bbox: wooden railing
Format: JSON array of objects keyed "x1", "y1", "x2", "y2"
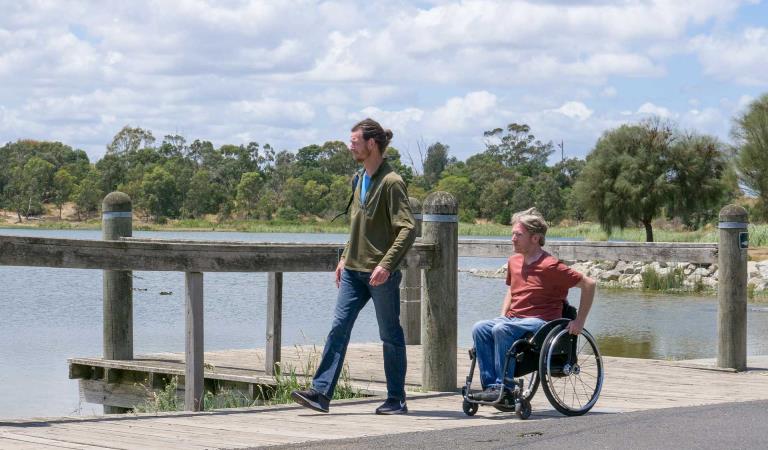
[{"x1": 0, "y1": 192, "x2": 749, "y2": 412}]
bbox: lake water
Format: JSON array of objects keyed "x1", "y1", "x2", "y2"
[{"x1": 1, "y1": 228, "x2": 767, "y2": 418}]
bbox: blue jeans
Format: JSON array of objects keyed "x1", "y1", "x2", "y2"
[
  {"x1": 472, "y1": 316, "x2": 547, "y2": 388},
  {"x1": 312, "y1": 268, "x2": 406, "y2": 401}
]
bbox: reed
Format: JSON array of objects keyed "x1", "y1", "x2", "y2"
[{"x1": 131, "y1": 346, "x2": 364, "y2": 413}]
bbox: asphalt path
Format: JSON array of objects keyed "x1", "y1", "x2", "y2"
[{"x1": 259, "y1": 400, "x2": 768, "y2": 449}]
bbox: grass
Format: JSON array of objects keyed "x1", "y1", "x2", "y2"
[
  {"x1": 641, "y1": 266, "x2": 684, "y2": 292},
  {"x1": 132, "y1": 346, "x2": 364, "y2": 413},
  {"x1": 638, "y1": 266, "x2": 710, "y2": 294}
]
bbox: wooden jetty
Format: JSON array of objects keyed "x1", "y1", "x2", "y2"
[
  {"x1": 2, "y1": 348, "x2": 768, "y2": 449},
  {"x1": 0, "y1": 192, "x2": 757, "y2": 448}
]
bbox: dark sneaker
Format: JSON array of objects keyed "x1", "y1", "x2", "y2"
[
  {"x1": 291, "y1": 388, "x2": 330, "y2": 413},
  {"x1": 474, "y1": 386, "x2": 501, "y2": 402},
  {"x1": 375, "y1": 398, "x2": 408, "y2": 415}
]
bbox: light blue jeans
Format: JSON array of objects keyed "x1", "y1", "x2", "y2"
[
  {"x1": 472, "y1": 316, "x2": 547, "y2": 388},
  {"x1": 312, "y1": 268, "x2": 406, "y2": 401}
]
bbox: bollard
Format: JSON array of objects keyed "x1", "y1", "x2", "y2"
[
  {"x1": 102, "y1": 192, "x2": 133, "y2": 414},
  {"x1": 400, "y1": 197, "x2": 422, "y2": 344},
  {"x1": 421, "y1": 191, "x2": 458, "y2": 391},
  {"x1": 185, "y1": 272, "x2": 204, "y2": 411},
  {"x1": 717, "y1": 205, "x2": 748, "y2": 371},
  {"x1": 265, "y1": 272, "x2": 283, "y2": 375}
]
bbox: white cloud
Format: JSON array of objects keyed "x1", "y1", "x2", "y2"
[
  {"x1": 601, "y1": 86, "x2": 618, "y2": 98},
  {"x1": 680, "y1": 107, "x2": 727, "y2": 136},
  {"x1": 0, "y1": 0, "x2": 762, "y2": 161},
  {"x1": 637, "y1": 102, "x2": 675, "y2": 119},
  {"x1": 233, "y1": 98, "x2": 316, "y2": 125},
  {"x1": 554, "y1": 101, "x2": 593, "y2": 121},
  {"x1": 691, "y1": 27, "x2": 768, "y2": 85},
  {"x1": 356, "y1": 106, "x2": 425, "y2": 135},
  {"x1": 431, "y1": 91, "x2": 497, "y2": 131}
]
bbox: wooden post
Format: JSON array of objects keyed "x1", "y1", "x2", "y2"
[
  {"x1": 102, "y1": 192, "x2": 133, "y2": 414},
  {"x1": 717, "y1": 205, "x2": 748, "y2": 371},
  {"x1": 185, "y1": 271, "x2": 204, "y2": 411},
  {"x1": 266, "y1": 272, "x2": 283, "y2": 375},
  {"x1": 400, "y1": 197, "x2": 422, "y2": 344},
  {"x1": 421, "y1": 191, "x2": 458, "y2": 391}
]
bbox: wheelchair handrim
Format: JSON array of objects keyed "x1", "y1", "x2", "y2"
[{"x1": 545, "y1": 328, "x2": 604, "y2": 413}]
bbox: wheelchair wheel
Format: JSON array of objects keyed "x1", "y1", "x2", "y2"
[
  {"x1": 462, "y1": 399, "x2": 478, "y2": 416},
  {"x1": 516, "y1": 398, "x2": 531, "y2": 420},
  {"x1": 538, "y1": 325, "x2": 603, "y2": 416}
]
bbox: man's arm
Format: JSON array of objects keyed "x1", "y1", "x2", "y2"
[
  {"x1": 566, "y1": 275, "x2": 596, "y2": 335},
  {"x1": 370, "y1": 178, "x2": 415, "y2": 286},
  {"x1": 500, "y1": 287, "x2": 513, "y2": 317}
]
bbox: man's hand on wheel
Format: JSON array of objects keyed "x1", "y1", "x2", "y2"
[{"x1": 567, "y1": 318, "x2": 585, "y2": 335}]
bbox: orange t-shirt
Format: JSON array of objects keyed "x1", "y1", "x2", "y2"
[{"x1": 505, "y1": 252, "x2": 582, "y2": 321}]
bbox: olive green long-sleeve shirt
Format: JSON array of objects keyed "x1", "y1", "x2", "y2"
[{"x1": 341, "y1": 161, "x2": 416, "y2": 272}]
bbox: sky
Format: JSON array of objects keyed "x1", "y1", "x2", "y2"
[{"x1": 1, "y1": 0, "x2": 768, "y2": 168}]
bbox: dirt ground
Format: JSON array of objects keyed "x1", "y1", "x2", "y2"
[{"x1": 0, "y1": 203, "x2": 80, "y2": 224}]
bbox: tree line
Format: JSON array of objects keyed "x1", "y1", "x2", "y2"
[{"x1": 2, "y1": 93, "x2": 767, "y2": 241}]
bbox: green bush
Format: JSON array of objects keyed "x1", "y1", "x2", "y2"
[{"x1": 641, "y1": 266, "x2": 685, "y2": 291}]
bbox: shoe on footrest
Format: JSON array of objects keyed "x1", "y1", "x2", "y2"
[{"x1": 474, "y1": 386, "x2": 501, "y2": 402}]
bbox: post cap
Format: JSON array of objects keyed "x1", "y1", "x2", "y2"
[
  {"x1": 718, "y1": 204, "x2": 748, "y2": 224},
  {"x1": 423, "y1": 191, "x2": 458, "y2": 215},
  {"x1": 102, "y1": 192, "x2": 132, "y2": 213},
  {"x1": 408, "y1": 197, "x2": 422, "y2": 214}
]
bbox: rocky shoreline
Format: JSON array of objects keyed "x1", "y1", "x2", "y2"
[{"x1": 465, "y1": 259, "x2": 768, "y2": 294}]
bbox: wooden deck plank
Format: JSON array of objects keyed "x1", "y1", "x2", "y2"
[
  {"x1": 0, "y1": 432, "x2": 112, "y2": 450},
  {"x1": 4, "y1": 345, "x2": 759, "y2": 449}
]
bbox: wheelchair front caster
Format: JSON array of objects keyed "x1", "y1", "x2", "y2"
[
  {"x1": 462, "y1": 399, "x2": 478, "y2": 416},
  {"x1": 516, "y1": 399, "x2": 531, "y2": 420}
]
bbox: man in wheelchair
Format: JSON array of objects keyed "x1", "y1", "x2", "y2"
[{"x1": 470, "y1": 207, "x2": 596, "y2": 404}]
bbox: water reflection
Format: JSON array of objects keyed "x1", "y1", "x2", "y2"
[{"x1": 596, "y1": 334, "x2": 655, "y2": 359}]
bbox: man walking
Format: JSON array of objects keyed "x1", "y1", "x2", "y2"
[{"x1": 291, "y1": 118, "x2": 416, "y2": 415}]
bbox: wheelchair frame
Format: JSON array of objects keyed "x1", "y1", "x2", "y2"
[{"x1": 461, "y1": 304, "x2": 604, "y2": 419}]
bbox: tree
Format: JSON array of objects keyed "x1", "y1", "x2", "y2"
[
  {"x1": 183, "y1": 170, "x2": 220, "y2": 218},
  {"x1": 159, "y1": 134, "x2": 187, "y2": 158},
  {"x1": 7, "y1": 157, "x2": 55, "y2": 220},
  {"x1": 139, "y1": 166, "x2": 180, "y2": 220},
  {"x1": 107, "y1": 126, "x2": 156, "y2": 155},
  {"x1": 53, "y1": 168, "x2": 75, "y2": 219},
  {"x1": 666, "y1": 133, "x2": 737, "y2": 228},
  {"x1": 483, "y1": 123, "x2": 553, "y2": 176},
  {"x1": 72, "y1": 169, "x2": 104, "y2": 220},
  {"x1": 385, "y1": 147, "x2": 414, "y2": 185},
  {"x1": 478, "y1": 178, "x2": 516, "y2": 224},
  {"x1": 435, "y1": 175, "x2": 477, "y2": 222},
  {"x1": 235, "y1": 172, "x2": 264, "y2": 217},
  {"x1": 531, "y1": 172, "x2": 565, "y2": 224},
  {"x1": 423, "y1": 142, "x2": 450, "y2": 188},
  {"x1": 733, "y1": 94, "x2": 768, "y2": 220},
  {"x1": 573, "y1": 120, "x2": 673, "y2": 242}
]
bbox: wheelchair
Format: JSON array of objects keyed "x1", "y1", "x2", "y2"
[{"x1": 461, "y1": 303, "x2": 604, "y2": 419}]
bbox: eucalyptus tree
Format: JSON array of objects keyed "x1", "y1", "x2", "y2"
[
  {"x1": 53, "y1": 168, "x2": 76, "y2": 219},
  {"x1": 733, "y1": 93, "x2": 768, "y2": 220},
  {"x1": 666, "y1": 133, "x2": 737, "y2": 228},
  {"x1": 574, "y1": 120, "x2": 674, "y2": 242},
  {"x1": 574, "y1": 119, "x2": 734, "y2": 241}
]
